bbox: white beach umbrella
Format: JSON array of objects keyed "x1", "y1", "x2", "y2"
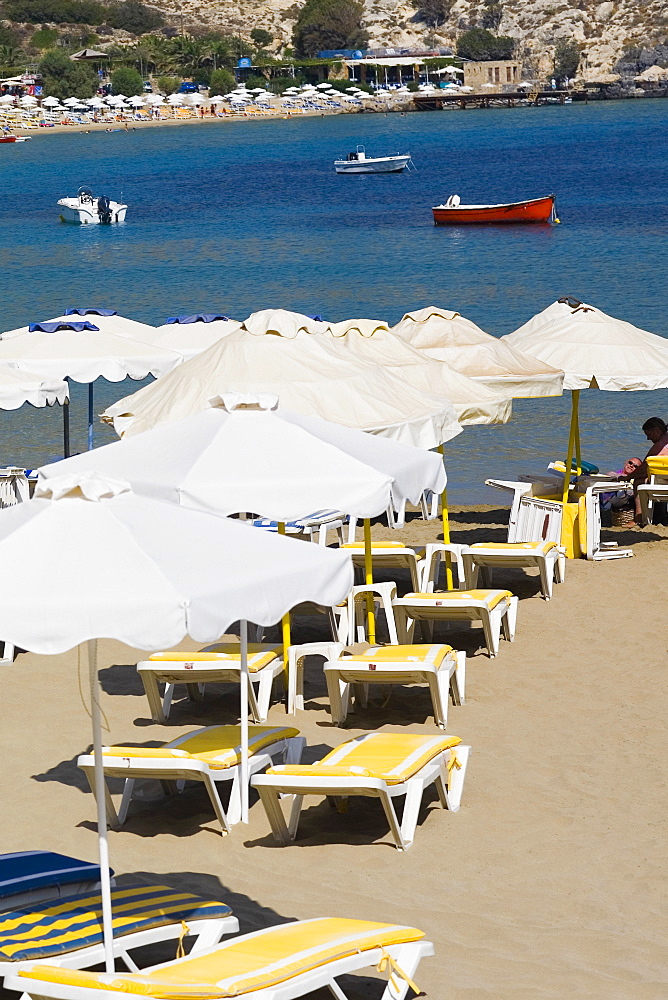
[
  {"x1": 102, "y1": 328, "x2": 461, "y2": 449},
  {"x1": 0, "y1": 365, "x2": 69, "y2": 409},
  {"x1": 167, "y1": 93, "x2": 183, "y2": 105},
  {"x1": 316, "y1": 82, "x2": 331, "y2": 89},
  {"x1": 242, "y1": 308, "x2": 327, "y2": 337},
  {"x1": 504, "y1": 298, "x2": 668, "y2": 496},
  {"x1": 41, "y1": 96, "x2": 60, "y2": 107},
  {"x1": 145, "y1": 94, "x2": 164, "y2": 105},
  {"x1": 0, "y1": 471, "x2": 352, "y2": 969},
  {"x1": 392, "y1": 306, "x2": 564, "y2": 398},
  {"x1": 20, "y1": 94, "x2": 38, "y2": 106},
  {"x1": 40, "y1": 395, "x2": 446, "y2": 522},
  {"x1": 128, "y1": 95, "x2": 145, "y2": 107},
  {"x1": 0, "y1": 94, "x2": 16, "y2": 104},
  {"x1": 63, "y1": 97, "x2": 80, "y2": 106},
  {"x1": 0, "y1": 316, "x2": 181, "y2": 451},
  {"x1": 208, "y1": 95, "x2": 226, "y2": 103},
  {"x1": 140, "y1": 313, "x2": 242, "y2": 360}
]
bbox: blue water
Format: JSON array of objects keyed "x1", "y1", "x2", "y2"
[{"x1": 1, "y1": 100, "x2": 667, "y2": 500}]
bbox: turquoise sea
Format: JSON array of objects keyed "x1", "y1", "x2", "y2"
[{"x1": 1, "y1": 99, "x2": 667, "y2": 501}]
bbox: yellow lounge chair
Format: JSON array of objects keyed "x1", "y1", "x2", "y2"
[
  {"x1": 252, "y1": 732, "x2": 470, "y2": 850},
  {"x1": 0, "y1": 883, "x2": 237, "y2": 976},
  {"x1": 324, "y1": 643, "x2": 465, "y2": 729},
  {"x1": 340, "y1": 542, "x2": 424, "y2": 592},
  {"x1": 78, "y1": 726, "x2": 303, "y2": 834},
  {"x1": 392, "y1": 589, "x2": 518, "y2": 657},
  {"x1": 137, "y1": 644, "x2": 285, "y2": 724},
  {"x1": 461, "y1": 540, "x2": 566, "y2": 600},
  {"x1": 8, "y1": 916, "x2": 433, "y2": 1000}
]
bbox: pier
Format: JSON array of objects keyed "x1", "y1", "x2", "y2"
[{"x1": 413, "y1": 90, "x2": 575, "y2": 111}]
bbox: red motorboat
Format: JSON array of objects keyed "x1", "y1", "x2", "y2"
[
  {"x1": 432, "y1": 194, "x2": 558, "y2": 225},
  {"x1": 0, "y1": 135, "x2": 29, "y2": 143}
]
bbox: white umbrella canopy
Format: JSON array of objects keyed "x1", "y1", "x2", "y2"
[
  {"x1": 102, "y1": 328, "x2": 461, "y2": 448},
  {"x1": 41, "y1": 96, "x2": 60, "y2": 107},
  {"x1": 0, "y1": 471, "x2": 353, "y2": 967},
  {"x1": 504, "y1": 299, "x2": 668, "y2": 390},
  {"x1": 20, "y1": 94, "x2": 38, "y2": 106},
  {"x1": 242, "y1": 308, "x2": 327, "y2": 337},
  {"x1": 128, "y1": 95, "x2": 145, "y2": 107},
  {"x1": 39, "y1": 394, "x2": 446, "y2": 520},
  {"x1": 0, "y1": 309, "x2": 159, "y2": 345},
  {"x1": 0, "y1": 365, "x2": 69, "y2": 409},
  {"x1": 143, "y1": 313, "x2": 243, "y2": 360},
  {"x1": 392, "y1": 305, "x2": 564, "y2": 399},
  {"x1": 304, "y1": 324, "x2": 511, "y2": 426},
  {"x1": 0, "y1": 317, "x2": 181, "y2": 382}
]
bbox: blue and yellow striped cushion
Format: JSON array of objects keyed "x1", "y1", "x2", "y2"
[{"x1": 0, "y1": 884, "x2": 232, "y2": 962}]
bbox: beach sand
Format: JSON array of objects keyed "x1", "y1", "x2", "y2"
[{"x1": 0, "y1": 506, "x2": 666, "y2": 999}]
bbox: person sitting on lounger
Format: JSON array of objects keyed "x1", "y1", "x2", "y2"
[
  {"x1": 630, "y1": 417, "x2": 668, "y2": 521},
  {"x1": 599, "y1": 457, "x2": 642, "y2": 511}
]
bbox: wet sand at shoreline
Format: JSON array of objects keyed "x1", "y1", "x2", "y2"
[{"x1": 1, "y1": 506, "x2": 666, "y2": 998}]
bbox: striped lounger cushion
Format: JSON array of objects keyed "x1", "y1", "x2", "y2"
[
  {"x1": 0, "y1": 852, "x2": 105, "y2": 901},
  {"x1": 268, "y1": 733, "x2": 462, "y2": 785},
  {"x1": 100, "y1": 726, "x2": 299, "y2": 771},
  {"x1": 19, "y1": 917, "x2": 424, "y2": 997},
  {"x1": 404, "y1": 590, "x2": 512, "y2": 609},
  {"x1": 149, "y1": 645, "x2": 281, "y2": 674},
  {"x1": 0, "y1": 884, "x2": 232, "y2": 962}
]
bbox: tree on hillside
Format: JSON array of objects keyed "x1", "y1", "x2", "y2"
[
  {"x1": 554, "y1": 39, "x2": 580, "y2": 79},
  {"x1": 293, "y1": 0, "x2": 368, "y2": 58},
  {"x1": 410, "y1": 0, "x2": 452, "y2": 28},
  {"x1": 208, "y1": 67, "x2": 235, "y2": 94},
  {"x1": 456, "y1": 27, "x2": 514, "y2": 60},
  {"x1": 39, "y1": 47, "x2": 98, "y2": 98},
  {"x1": 111, "y1": 64, "x2": 143, "y2": 94},
  {"x1": 0, "y1": 44, "x2": 25, "y2": 69},
  {"x1": 250, "y1": 27, "x2": 273, "y2": 47},
  {"x1": 481, "y1": 0, "x2": 503, "y2": 31},
  {"x1": 106, "y1": 1, "x2": 163, "y2": 35}
]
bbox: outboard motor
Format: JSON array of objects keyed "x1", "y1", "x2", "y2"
[{"x1": 97, "y1": 195, "x2": 113, "y2": 224}]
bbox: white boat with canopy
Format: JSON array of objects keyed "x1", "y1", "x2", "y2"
[
  {"x1": 334, "y1": 145, "x2": 411, "y2": 174},
  {"x1": 57, "y1": 187, "x2": 127, "y2": 224}
]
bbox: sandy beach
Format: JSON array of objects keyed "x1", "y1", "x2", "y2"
[{"x1": 0, "y1": 506, "x2": 666, "y2": 999}]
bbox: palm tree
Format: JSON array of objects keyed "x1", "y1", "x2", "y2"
[{"x1": 0, "y1": 45, "x2": 24, "y2": 70}]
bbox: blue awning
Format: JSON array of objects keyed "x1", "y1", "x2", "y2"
[
  {"x1": 165, "y1": 313, "x2": 231, "y2": 325},
  {"x1": 64, "y1": 308, "x2": 117, "y2": 317},
  {"x1": 29, "y1": 322, "x2": 100, "y2": 333}
]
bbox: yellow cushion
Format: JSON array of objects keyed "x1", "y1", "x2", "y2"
[
  {"x1": 342, "y1": 644, "x2": 453, "y2": 667},
  {"x1": 20, "y1": 919, "x2": 425, "y2": 998},
  {"x1": 469, "y1": 542, "x2": 556, "y2": 554},
  {"x1": 149, "y1": 644, "x2": 280, "y2": 674},
  {"x1": 102, "y1": 726, "x2": 299, "y2": 771},
  {"x1": 341, "y1": 542, "x2": 406, "y2": 549},
  {"x1": 268, "y1": 733, "x2": 461, "y2": 785},
  {"x1": 647, "y1": 456, "x2": 668, "y2": 476},
  {"x1": 403, "y1": 590, "x2": 512, "y2": 610}
]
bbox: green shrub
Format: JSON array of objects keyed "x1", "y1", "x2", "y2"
[
  {"x1": 156, "y1": 74, "x2": 179, "y2": 93},
  {"x1": 110, "y1": 64, "x2": 143, "y2": 94},
  {"x1": 39, "y1": 46, "x2": 98, "y2": 97},
  {"x1": 293, "y1": 0, "x2": 368, "y2": 58},
  {"x1": 5, "y1": 0, "x2": 105, "y2": 24},
  {"x1": 106, "y1": 1, "x2": 164, "y2": 34},
  {"x1": 250, "y1": 27, "x2": 272, "y2": 47},
  {"x1": 411, "y1": 0, "x2": 452, "y2": 28},
  {"x1": 554, "y1": 39, "x2": 580, "y2": 79},
  {"x1": 456, "y1": 27, "x2": 515, "y2": 60},
  {"x1": 208, "y1": 66, "x2": 235, "y2": 94}
]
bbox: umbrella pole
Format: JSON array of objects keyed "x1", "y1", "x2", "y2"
[
  {"x1": 239, "y1": 620, "x2": 249, "y2": 824},
  {"x1": 574, "y1": 391, "x2": 582, "y2": 475},
  {"x1": 86, "y1": 639, "x2": 114, "y2": 972},
  {"x1": 437, "y1": 446, "x2": 453, "y2": 590},
  {"x1": 88, "y1": 383, "x2": 94, "y2": 451},
  {"x1": 363, "y1": 517, "x2": 376, "y2": 643},
  {"x1": 561, "y1": 390, "x2": 579, "y2": 505},
  {"x1": 63, "y1": 381, "x2": 71, "y2": 459},
  {"x1": 276, "y1": 524, "x2": 292, "y2": 658}
]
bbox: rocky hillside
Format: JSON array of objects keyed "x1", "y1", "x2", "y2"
[{"x1": 162, "y1": 0, "x2": 668, "y2": 80}]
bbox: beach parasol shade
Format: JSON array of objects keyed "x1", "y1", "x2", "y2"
[
  {"x1": 285, "y1": 320, "x2": 511, "y2": 427},
  {"x1": 141, "y1": 314, "x2": 242, "y2": 360},
  {"x1": 39, "y1": 394, "x2": 446, "y2": 521},
  {"x1": 503, "y1": 299, "x2": 668, "y2": 391},
  {"x1": 0, "y1": 471, "x2": 352, "y2": 968},
  {"x1": 504, "y1": 298, "x2": 668, "y2": 505},
  {"x1": 0, "y1": 365, "x2": 68, "y2": 409},
  {"x1": 41, "y1": 96, "x2": 60, "y2": 107},
  {"x1": 102, "y1": 328, "x2": 461, "y2": 448},
  {"x1": 242, "y1": 308, "x2": 327, "y2": 337},
  {"x1": 392, "y1": 305, "x2": 564, "y2": 399}
]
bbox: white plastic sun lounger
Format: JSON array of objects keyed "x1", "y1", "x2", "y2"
[
  {"x1": 78, "y1": 726, "x2": 304, "y2": 834},
  {"x1": 324, "y1": 643, "x2": 465, "y2": 729},
  {"x1": 340, "y1": 542, "x2": 424, "y2": 592},
  {"x1": 461, "y1": 540, "x2": 566, "y2": 599},
  {"x1": 392, "y1": 589, "x2": 518, "y2": 657},
  {"x1": 8, "y1": 916, "x2": 433, "y2": 1000},
  {"x1": 0, "y1": 882, "x2": 238, "y2": 975},
  {"x1": 253, "y1": 732, "x2": 470, "y2": 851},
  {"x1": 137, "y1": 644, "x2": 285, "y2": 723}
]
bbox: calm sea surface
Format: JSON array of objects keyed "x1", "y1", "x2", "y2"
[{"x1": 1, "y1": 100, "x2": 667, "y2": 501}]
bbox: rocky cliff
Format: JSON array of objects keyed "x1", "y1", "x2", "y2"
[{"x1": 162, "y1": 0, "x2": 668, "y2": 80}]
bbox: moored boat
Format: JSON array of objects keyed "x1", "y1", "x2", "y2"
[
  {"x1": 0, "y1": 135, "x2": 29, "y2": 143},
  {"x1": 432, "y1": 194, "x2": 557, "y2": 225},
  {"x1": 57, "y1": 186, "x2": 128, "y2": 224},
  {"x1": 335, "y1": 145, "x2": 411, "y2": 174}
]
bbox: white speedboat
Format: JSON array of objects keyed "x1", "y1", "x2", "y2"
[
  {"x1": 57, "y1": 187, "x2": 127, "y2": 224},
  {"x1": 334, "y1": 145, "x2": 411, "y2": 174}
]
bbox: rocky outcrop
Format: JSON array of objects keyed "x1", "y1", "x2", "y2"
[{"x1": 151, "y1": 0, "x2": 668, "y2": 80}]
